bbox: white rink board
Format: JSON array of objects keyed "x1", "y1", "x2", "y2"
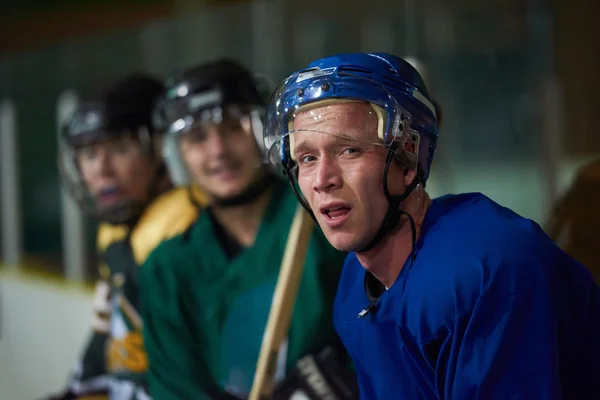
[{"x1": 0, "y1": 273, "x2": 93, "y2": 400}]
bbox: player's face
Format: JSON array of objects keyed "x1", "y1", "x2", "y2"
[
  {"x1": 179, "y1": 118, "x2": 263, "y2": 200},
  {"x1": 293, "y1": 102, "x2": 408, "y2": 251},
  {"x1": 77, "y1": 136, "x2": 157, "y2": 210}
]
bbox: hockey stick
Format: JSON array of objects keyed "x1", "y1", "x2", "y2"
[{"x1": 249, "y1": 205, "x2": 315, "y2": 400}]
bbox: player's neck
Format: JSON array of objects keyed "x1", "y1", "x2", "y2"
[
  {"x1": 356, "y1": 189, "x2": 431, "y2": 288},
  {"x1": 211, "y1": 187, "x2": 273, "y2": 248}
]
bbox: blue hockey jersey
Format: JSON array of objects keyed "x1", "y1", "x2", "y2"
[{"x1": 334, "y1": 193, "x2": 600, "y2": 399}]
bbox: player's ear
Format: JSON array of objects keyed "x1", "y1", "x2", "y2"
[{"x1": 403, "y1": 168, "x2": 418, "y2": 188}]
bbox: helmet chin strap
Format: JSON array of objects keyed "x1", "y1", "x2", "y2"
[{"x1": 356, "y1": 148, "x2": 420, "y2": 255}]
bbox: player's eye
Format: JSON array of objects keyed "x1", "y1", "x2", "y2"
[
  {"x1": 185, "y1": 128, "x2": 208, "y2": 143},
  {"x1": 341, "y1": 147, "x2": 360, "y2": 156},
  {"x1": 109, "y1": 140, "x2": 132, "y2": 154},
  {"x1": 221, "y1": 119, "x2": 245, "y2": 133},
  {"x1": 299, "y1": 154, "x2": 316, "y2": 164},
  {"x1": 79, "y1": 146, "x2": 96, "y2": 159}
]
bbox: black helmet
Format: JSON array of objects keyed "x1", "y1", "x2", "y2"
[
  {"x1": 154, "y1": 59, "x2": 267, "y2": 131},
  {"x1": 59, "y1": 73, "x2": 166, "y2": 224},
  {"x1": 63, "y1": 74, "x2": 164, "y2": 148}
]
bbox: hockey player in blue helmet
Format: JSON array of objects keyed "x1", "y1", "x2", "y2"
[{"x1": 264, "y1": 52, "x2": 600, "y2": 399}]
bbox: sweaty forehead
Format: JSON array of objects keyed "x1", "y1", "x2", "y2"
[{"x1": 293, "y1": 101, "x2": 378, "y2": 134}]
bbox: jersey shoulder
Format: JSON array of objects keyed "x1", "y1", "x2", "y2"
[
  {"x1": 96, "y1": 223, "x2": 129, "y2": 277},
  {"x1": 130, "y1": 186, "x2": 204, "y2": 265},
  {"x1": 137, "y1": 197, "x2": 206, "y2": 304},
  {"x1": 414, "y1": 192, "x2": 577, "y2": 301},
  {"x1": 428, "y1": 192, "x2": 542, "y2": 256},
  {"x1": 139, "y1": 222, "x2": 195, "y2": 295},
  {"x1": 96, "y1": 223, "x2": 128, "y2": 252},
  {"x1": 416, "y1": 192, "x2": 596, "y2": 329}
]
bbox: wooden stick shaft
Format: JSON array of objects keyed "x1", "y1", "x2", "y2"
[{"x1": 249, "y1": 206, "x2": 314, "y2": 400}]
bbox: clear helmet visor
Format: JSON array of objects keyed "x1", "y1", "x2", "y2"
[
  {"x1": 162, "y1": 105, "x2": 265, "y2": 186},
  {"x1": 264, "y1": 72, "x2": 420, "y2": 172}
]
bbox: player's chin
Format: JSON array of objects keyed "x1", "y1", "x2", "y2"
[
  {"x1": 209, "y1": 178, "x2": 249, "y2": 197},
  {"x1": 213, "y1": 187, "x2": 244, "y2": 200},
  {"x1": 322, "y1": 230, "x2": 364, "y2": 253}
]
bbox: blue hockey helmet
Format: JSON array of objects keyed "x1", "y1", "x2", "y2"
[{"x1": 264, "y1": 52, "x2": 439, "y2": 183}]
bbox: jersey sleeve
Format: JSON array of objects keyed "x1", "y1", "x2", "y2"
[{"x1": 139, "y1": 247, "x2": 220, "y2": 400}]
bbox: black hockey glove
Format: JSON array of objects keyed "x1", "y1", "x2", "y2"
[{"x1": 270, "y1": 346, "x2": 359, "y2": 400}]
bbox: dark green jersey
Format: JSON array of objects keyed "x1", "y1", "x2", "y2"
[
  {"x1": 140, "y1": 180, "x2": 347, "y2": 399},
  {"x1": 70, "y1": 187, "x2": 204, "y2": 400}
]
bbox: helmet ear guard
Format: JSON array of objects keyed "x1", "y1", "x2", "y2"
[{"x1": 392, "y1": 113, "x2": 421, "y2": 174}]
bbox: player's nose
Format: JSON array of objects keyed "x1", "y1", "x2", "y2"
[{"x1": 313, "y1": 157, "x2": 342, "y2": 193}]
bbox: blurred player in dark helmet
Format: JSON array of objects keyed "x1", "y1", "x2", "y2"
[
  {"x1": 139, "y1": 59, "x2": 356, "y2": 399},
  {"x1": 264, "y1": 52, "x2": 600, "y2": 399},
  {"x1": 47, "y1": 73, "x2": 206, "y2": 400}
]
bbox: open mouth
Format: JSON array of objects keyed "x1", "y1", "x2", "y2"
[
  {"x1": 323, "y1": 206, "x2": 351, "y2": 218},
  {"x1": 320, "y1": 203, "x2": 352, "y2": 227}
]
